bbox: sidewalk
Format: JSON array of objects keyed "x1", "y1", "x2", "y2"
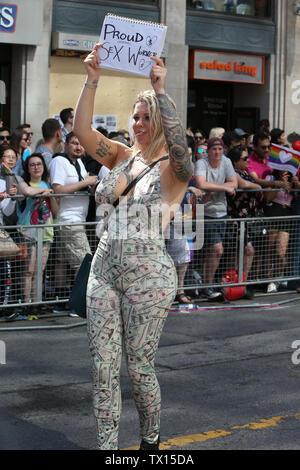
[{"x1": 0, "y1": 288, "x2": 298, "y2": 330}]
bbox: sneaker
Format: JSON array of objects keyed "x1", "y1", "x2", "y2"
[
  {"x1": 68, "y1": 310, "x2": 79, "y2": 318},
  {"x1": 201, "y1": 287, "x2": 222, "y2": 300},
  {"x1": 14, "y1": 314, "x2": 29, "y2": 321},
  {"x1": 267, "y1": 282, "x2": 278, "y2": 293},
  {"x1": 53, "y1": 303, "x2": 69, "y2": 314},
  {"x1": 5, "y1": 311, "x2": 19, "y2": 322}
]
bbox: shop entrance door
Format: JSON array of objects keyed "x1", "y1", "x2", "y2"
[{"x1": 188, "y1": 79, "x2": 233, "y2": 137}]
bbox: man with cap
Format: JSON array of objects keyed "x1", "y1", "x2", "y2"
[
  {"x1": 234, "y1": 128, "x2": 248, "y2": 147},
  {"x1": 195, "y1": 137, "x2": 238, "y2": 300}
]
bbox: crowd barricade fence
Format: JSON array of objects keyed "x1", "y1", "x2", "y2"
[
  {"x1": 1, "y1": 189, "x2": 300, "y2": 312},
  {"x1": 1, "y1": 215, "x2": 300, "y2": 312}
]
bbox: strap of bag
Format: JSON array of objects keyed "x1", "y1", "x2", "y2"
[{"x1": 112, "y1": 155, "x2": 168, "y2": 208}]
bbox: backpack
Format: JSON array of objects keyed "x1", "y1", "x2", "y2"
[{"x1": 221, "y1": 269, "x2": 245, "y2": 301}]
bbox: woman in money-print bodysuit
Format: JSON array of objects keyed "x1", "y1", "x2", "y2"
[{"x1": 73, "y1": 43, "x2": 193, "y2": 450}]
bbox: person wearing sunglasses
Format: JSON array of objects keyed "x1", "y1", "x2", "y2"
[
  {"x1": 248, "y1": 130, "x2": 289, "y2": 190},
  {"x1": 227, "y1": 146, "x2": 262, "y2": 282},
  {"x1": 193, "y1": 130, "x2": 206, "y2": 160},
  {"x1": 10, "y1": 129, "x2": 30, "y2": 177},
  {"x1": 16, "y1": 123, "x2": 34, "y2": 161},
  {"x1": 0, "y1": 126, "x2": 11, "y2": 146}
]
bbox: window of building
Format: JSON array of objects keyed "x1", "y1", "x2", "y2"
[{"x1": 187, "y1": 0, "x2": 271, "y2": 18}]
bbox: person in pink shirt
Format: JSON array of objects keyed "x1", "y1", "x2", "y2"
[
  {"x1": 248, "y1": 130, "x2": 288, "y2": 190},
  {"x1": 264, "y1": 169, "x2": 294, "y2": 293}
]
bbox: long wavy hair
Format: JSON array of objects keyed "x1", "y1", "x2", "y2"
[
  {"x1": 131, "y1": 90, "x2": 175, "y2": 161},
  {"x1": 10, "y1": 128, "x2": 28, "y2": 156}
]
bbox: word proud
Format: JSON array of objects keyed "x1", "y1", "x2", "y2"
[{"x1": 96, "y1": 201, "x2": 204, "y2": 249}]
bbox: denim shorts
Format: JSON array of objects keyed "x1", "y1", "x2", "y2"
[{"x1": 204, "y1": 215, "x2": 227, "y2": 246}]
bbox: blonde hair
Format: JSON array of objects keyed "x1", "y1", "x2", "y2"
[
  {"x1": 131, "y1": 90, "x2": 175, "y2": 161},
  {"x1": 209, "y1": 127, "x2": 225, "y2": 139}
]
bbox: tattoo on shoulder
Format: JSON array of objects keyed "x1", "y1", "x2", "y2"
[
  {"x1": 157, "y1": 94, "x2": 193, "y2": 183},
  {"x1": 95, "y1": 139, "x2": 113, "y2": 160}
]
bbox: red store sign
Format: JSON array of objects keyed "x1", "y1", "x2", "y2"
[{"x1": 189, "y1": 50, "x2": 265, "y2": 85}]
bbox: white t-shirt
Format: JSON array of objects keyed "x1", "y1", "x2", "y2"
[
  {"x1": 195, "y1": 156, "x2": 236, "y2": 218},
  {"x1": 50, "y1": 156, "x2": 89, "y2": 223},
  {"x1": 98, "y1": 165, "x2": 110, "y2": 181}
]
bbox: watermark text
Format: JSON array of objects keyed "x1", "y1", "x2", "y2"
[{"x1": 0, "y1": 340, "x2": 6, "y2": 365}]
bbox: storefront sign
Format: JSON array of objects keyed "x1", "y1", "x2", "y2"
[
  {"x1": 52, "y1": 31, "x2": 167, "y2": 59},
  {"x1": 0, "y1": 3, "x2": 17, "y2": 33},
  {"x1": 52, "y1": 32, "x2": 99, "y2": 53},
  {"x1": 0, "y1": 0, "x2": 42, "y2": 45},
  {"x1": 190, "y1": 50, "x2": 265, "y2": 85}
]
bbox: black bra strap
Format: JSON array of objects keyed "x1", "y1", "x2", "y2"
[{"x1": 113, "y1": 155, "x2": 168, "y2": 208}]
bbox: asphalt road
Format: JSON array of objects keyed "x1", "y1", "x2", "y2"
[{"x1": 1, "y1": 291, "x2": 300, "y2": 453}]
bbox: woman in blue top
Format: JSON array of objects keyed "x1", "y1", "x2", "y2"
[{"x1": 18, "y1": 153, "x2": 58, "y2": 308}]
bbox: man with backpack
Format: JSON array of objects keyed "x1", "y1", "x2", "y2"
[{"x1": 49, "y1": 132, "x2": 97, "y2": 314}]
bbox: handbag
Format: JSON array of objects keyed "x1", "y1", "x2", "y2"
[
  {"x1": 69, "y1": 155, "x2": 168, "y2": 318},
  {"x1": 69, "y1": 252, "x2": 93, "y2": 318},
  {"x1": 0, "y1": 228, "x2": 21, "y2": 258},
  {"x1": 9, "y1": 230, "x2": 29, "y2": 260}
]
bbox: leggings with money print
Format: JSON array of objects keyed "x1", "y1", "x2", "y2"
[{"x1": 86, "y1": 237, "x2": 177, "y2": 450}]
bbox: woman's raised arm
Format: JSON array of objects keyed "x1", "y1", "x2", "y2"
[
  {"x1": 73, "y1": 44, "x2": 131, "y2": 169},
  {"x1": 150, "y1": 57, "x2": 193, "y2": 183}
]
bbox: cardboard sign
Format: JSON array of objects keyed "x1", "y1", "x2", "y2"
[{"x1": 98, "y1": 13, "x2": 167, "y2": 77}]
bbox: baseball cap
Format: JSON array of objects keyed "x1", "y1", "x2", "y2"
[
  {"x1": 234, "y1": 128, "x2": 248, "y2": 137},
  {"x1": 207, "y1": 137, "x2": 224, "y2": 149}
]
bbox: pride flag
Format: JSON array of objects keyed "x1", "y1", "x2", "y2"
[{"x1": 268, "y1": 143, "x2": 300, "y2": 175}]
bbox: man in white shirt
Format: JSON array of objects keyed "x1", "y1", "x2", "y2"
[
  {"x1": 36, "y1": 119, "x2": 63, "y2": 170},
  {"x1": 50, "y1": 132, "x2": 97, "y2": 313},
  {"x1": 195, "y1": 137, "x2": 238, "y2": 300}
]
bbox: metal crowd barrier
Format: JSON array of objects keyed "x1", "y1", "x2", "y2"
[{"x1": 1, "y1": 214, "x2": 300, "y2": 313}]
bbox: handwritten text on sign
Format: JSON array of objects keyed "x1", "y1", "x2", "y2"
[{"x1": 98, "y1": 15, "x2": 167, "y2": 77}]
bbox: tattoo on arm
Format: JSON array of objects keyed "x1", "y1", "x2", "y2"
[
  {"x1": 157, "y1": 93, "x2": 193, "y2": 182},
  {"x1": 95, "y1": 139, "x2": 113, "y2": 160}
]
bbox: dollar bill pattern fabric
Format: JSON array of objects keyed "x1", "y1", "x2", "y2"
[{"x1": 86, "y1": 158, "x2": 176, "y2": 450}]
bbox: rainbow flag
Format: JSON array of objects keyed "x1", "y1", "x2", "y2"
[{"x1": 268, "y1": 143, "x2": 300, "y2": 175}]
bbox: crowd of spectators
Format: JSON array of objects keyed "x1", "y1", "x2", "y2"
[{"x1": 1, "y1": 112, "x2": 300, "y2": 319}]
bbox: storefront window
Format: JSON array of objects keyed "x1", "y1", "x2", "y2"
[
  {"x1": 187, "y1": 0, "x2": 271, "y2": 18},
  {"x1": 106, "y1": 0, "x2": 158, "y2": 3},
  {"x1": 67, "y1": 0, "x2": 158, "y2": 4}
]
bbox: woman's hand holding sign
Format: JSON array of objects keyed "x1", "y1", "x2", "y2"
[
  {"x1": 84, "y1": 43, "x2": 102, "y2": 84},
  {"x1": 150, "y1": 56, "x2": 167, "y2": 95}
]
